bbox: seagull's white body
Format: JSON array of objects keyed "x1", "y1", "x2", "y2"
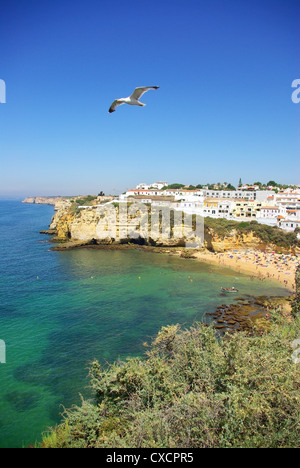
[{"x1": 109, "y1": 86, "x2": 159, "y2": 113}]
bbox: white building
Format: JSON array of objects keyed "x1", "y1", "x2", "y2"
[
  {"x1": 202, "y1": 198, "x2": 236, "y2": 218},
  {"x1": 259, "y1": 206, "x2": 282, "y2": 219},
  {"x1": 286, "y1": 209, "x2": 300, "y2": 220},
  {"x1": 277, "y1": 218, "x2": 300, "y2": 232},
  {"x1": 136, "y1": 183, "x2": 150, "y2": 190},
  {"x1": 274, "y1": 194, "x2": 300, "y2": 211},
  {"x1": 174, "y1": 192, "x2": 204, "y2": 202},
  {"x1": 126, "y1": 189, "x2": 163, "y2": 197},
  {"x1": 256, "y1": 206, "x2": 286, "y2": 227},
  {"x1": 126, "y1": 188, "x2": 203, "y2": 198},
  {"x1": 240, "y1": 184, "x2": 261, "y2": 191},
  {"x1": 123, "y1": 184, "x2": 300, "y2": 231},
  {"x1": 135, "y1": 181, "x2": 168, "y2": 190},
  {"x1": 201, "y1": 190, "x2": 274, "y2": 202},
  {"x1": 150, "y1": 181, "x2": 168, "y2": 190}
]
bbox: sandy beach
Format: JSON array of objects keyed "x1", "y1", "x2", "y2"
[
  {"x1": 193, "y1": 249, "x2": 299, "y2": 292},
  {"x1": 52, "y1": 240, "x2": 299, "y2": 292}
]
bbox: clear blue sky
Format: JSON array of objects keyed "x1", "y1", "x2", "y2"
[{"x1": 0, "y1": 0, "x2": 299, "y2": 198}]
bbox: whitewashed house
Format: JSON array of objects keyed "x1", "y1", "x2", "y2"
[
  {"x1": 126, "y1": 189, "x2": 164, "y2": 197},
  {"x1": 274, "y1": 194, "x2": 300, "y2": 210},
  {"x1": 260, "y1": 206, "x2": 282, "y2": 219},
  {"x1": 135, "y1": 181, "x2": 168, "y2": 190},
  {"x1": 202, "y1": 190, "x2": 274, "y2": 202},
  {"x1": 150, "y1": 181, "x2": 168, "y2": 190},
  {"x1": 277, "y1": 218, "x2": 300, "y2": 232},
  {"x1": 136, "y1": 183, "x2": 150, "y2": 190},
  {"x1": 256, "y1": 206, "x2": 286, "y2": 227},
  {"x1": 202, "y1": 198, "x2": 236, "y2": 218}
]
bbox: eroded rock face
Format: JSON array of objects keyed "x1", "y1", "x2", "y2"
[
  {"x1": 22, "y1": 197, "x2": 36, "y2": 204},
  {"x1": 52, "y1": 207, "x2": 199, "y2": 247},
  {"x1": 205, "y1": 229, "x2": 265, "y2": 252},
  {"x1": 44, "y1": 203, "x2": 299, "y2": 254},
  {"x1": 23, "y1": 196, "x2": 70, "y2": 206},
  {"x1": 56, "y1": 209, "x2": 103, "y2": 241},
  {"x1": 205, "y1": 228, "x2": 299, "y2": 255}
]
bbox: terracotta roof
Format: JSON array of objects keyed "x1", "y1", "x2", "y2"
[
  {"x1": 277, "y1": 196, "x2": 299, "y2": 199},
  {"x1": 128, "y1": 188, "x2": 201, "y2": 193},
  {"x1": 127, "y1": 189, "x2": 162, "y2": 193},
  {"x1": 165, "y1": 189, "x2": 201, "y2": 193},
  {"x1": 280, "y1": 219, "x2": 300, "y2": 223},
  {"x1": 129, "y1": 195, "x2": 175, "y2": 202}
]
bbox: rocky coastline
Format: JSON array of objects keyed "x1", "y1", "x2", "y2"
[
  {"x1": 40, "y1": 229, "x2": 295, "y2": 335},
  {"x1": 207, "y1": 294, "x2": 293, "y2": 335},
  {"x1": 22, "y1": 196, "x2": 72, "y2": 206},
  {"x1": 35, "y1": 200, "x2": 297, "y2": 333},
  {"x1": 37, "y1": 199, "x2": 299, "y2": 254}
]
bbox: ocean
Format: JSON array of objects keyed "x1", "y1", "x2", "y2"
[{"x1": 0, "y1": 201, "x2": 290, "y2": 448}]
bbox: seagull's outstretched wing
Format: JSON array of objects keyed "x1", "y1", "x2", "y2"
[
  {"x1": 109, "y1": 99, "x2": 124, "y2": 113},
  {"x1": 130, "y1": 86, "x2": 159, "y2": 101}
]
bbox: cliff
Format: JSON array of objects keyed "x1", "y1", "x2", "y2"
[
  {"x1": 22, "y1": 196, "x2": 72, "y2": 206},
  {"x1": 205, "y1": 228, "x2": 281, "y2": 253},
  {"x1": 45, "y1": 203, "x2": 300, "y2": 254},
  {"x1": 51, "y1": 205, "x2": 192, "y2": 247}
]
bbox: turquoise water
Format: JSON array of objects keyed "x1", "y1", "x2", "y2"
[{"x1": 0, "y1": 201, "x2": 290, "y2": 448}]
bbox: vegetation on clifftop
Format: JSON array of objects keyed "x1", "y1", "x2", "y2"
[
  {"x1": 204, "y1": 217, "x2": 300, "y2": 250},
  {"x1": 40, "y1": 307, "x2": 300, "y2": 448},
  {"x1": 74, "y1": 195, "x2": 97, "y2": 206}
]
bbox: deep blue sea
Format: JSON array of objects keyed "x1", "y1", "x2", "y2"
[{"x1": 0, "y1": 201, "x2": 290, "y2": 447}]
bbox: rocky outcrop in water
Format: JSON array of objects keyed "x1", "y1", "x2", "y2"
[{"x1": 208, "y1": 295, "x2": 293, "y2": 334}]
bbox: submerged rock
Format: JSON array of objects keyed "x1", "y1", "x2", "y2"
[{"x1": 208, "y1": 295, "x2": 292, "y2": 335}]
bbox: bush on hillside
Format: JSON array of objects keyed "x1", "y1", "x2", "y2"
[
  {"x1": 75, "y1": 196, "x2": 97, "y2": 206},
  {"x1": 41, "y1": 312, "x2": 300, "y2": 448},
  {"x1": 204, "y1": 218, "x2": 299, "y2": 249}
]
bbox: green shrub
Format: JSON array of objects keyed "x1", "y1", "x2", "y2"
[
  {"x1": 41, "y1": 314, "x2": 300, "y2": 448},
  {"x1": 204, "y1": 217, "x2": 299, "y2": 249},
  {"x1": 75, "y1": 196, "x2": 97, "y2": 206},
  {"x1": 162, "y1": 184, "x2": 185, "y2": 190}
]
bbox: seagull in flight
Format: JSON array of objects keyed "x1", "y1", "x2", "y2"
[{"x1": 109, "y1": 86, "x2": 159, "y2": 113}]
